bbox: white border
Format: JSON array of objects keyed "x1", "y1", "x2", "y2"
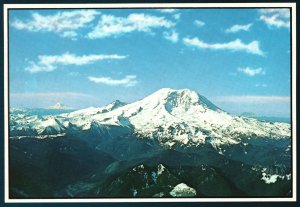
[
  {"x1": 3, "y1": 3, "x2": 297, "y2": 203},
  {"x1": 291, "y1": 2, "x2": 297, "y2": 203},
  {"x1": 4, "y1": 3, "x2": 9, "y2": 204}
]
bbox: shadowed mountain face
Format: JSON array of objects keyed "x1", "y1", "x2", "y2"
[{"x1": 9, "y1": 88, "x2": 292, "y2": 198}]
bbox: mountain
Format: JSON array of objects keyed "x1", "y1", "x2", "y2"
[
  {"x1": 48, "y1": 102, "x2": 72, "y2": 110},
  {"x1": 9, "y1": 88, "x2": 292, "y2": 198},
  {"x1": 240, "y1": 112, "x2": 257, "y2": 118},
  {"x1": 240, "y1": 112, "x2": 291, "y2": 124},
  {"x1": 10, "y1": 88, "x2": 290, "y2": 147}
]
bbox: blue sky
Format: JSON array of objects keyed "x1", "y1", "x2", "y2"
[{"x1": 9, "y1": 8, "x2": 291, "y2": 117}]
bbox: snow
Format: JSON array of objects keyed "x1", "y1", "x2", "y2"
[
  {"x1": 68, "y1": 107, "x2": 100, "y2": 117},
  {"x1": 10, "y1": 88, "x2": 291, "y2": 147},
  {"x1": 169, "y1": 183, "x2": 197, "y2": 197},
  {"x1": 157, "y1": 164, "x2": 165, "y2": 175},
  {"x1": 261, "y1": 172, "x2": 284, "y2": 184},
  {"x1": 34, "y1": 117, "x2": 65, "y2": 134},
  {"x1": 133, "y1": 164, "x2": 144, "y2": 170},
  {"x1": 260, "y1": 168, "x2": 290, "y2": 184},
  {"x1": 48, "y1": 102, "x2": 71, "y2": 109}
]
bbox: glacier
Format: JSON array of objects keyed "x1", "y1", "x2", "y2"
[{"x1": 10, "y1": 88, "x2": 290, "y2": 148}]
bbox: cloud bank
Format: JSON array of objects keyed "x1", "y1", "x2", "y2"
[
  {"x1": 259, "y1": 9, "x2": 290, "y2": 29},
  {"x1": 11, "y1": 10, "x2": 100, "y2": 39},
  {"x1": 87, "y1": 13, "x2": 175, "y2": 39}
]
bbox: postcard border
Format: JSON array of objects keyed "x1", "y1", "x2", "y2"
[{"x1": 3, "y1": 2, "x2": 297, "y2": 203}]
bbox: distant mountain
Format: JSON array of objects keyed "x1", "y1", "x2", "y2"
[
  {"x1": 10, "y1": 88, "x2": 290, "y2": 147},
  {"x1": 241, "y1": 112, "x2": 291, "y2": 123},
  {"x1": 257, "y1": 116, "x2": 290, "y2": 123},
  {"x1": 48, "y1": 102, "x2": 72, "y2": 110},
  {"x1": 9, "y1": 88, "x2": 292, "y2": 198},
  {"x1": 240, "y1": 112, "x2": 257, "y2": 118}
]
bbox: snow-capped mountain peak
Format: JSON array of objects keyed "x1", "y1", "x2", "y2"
[
  {"x1": 48, "y1": 102, "x2": 72, "y2": 110},
  {"x1": 10, "y1": 88, "x2": 290, "y2": 148},
  {"x1": 139, "y1": 88, "x2": 220, "y2": 113},
  {"x1": 104, "y1": 100, "x2": 127, "y2": 112}
]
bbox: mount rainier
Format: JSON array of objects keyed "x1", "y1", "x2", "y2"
[
  {"x1": 10, "y1": 88, "x2": 290, "y2": 147},
  {"x1": 9, "y1": 88, "x2": 292, "y2": 198}
]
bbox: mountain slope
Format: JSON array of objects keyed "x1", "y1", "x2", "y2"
[
  {"x1": 9, "y1": 88, "x2": 292, "y2": 198},
  {"x1": 10, "y1": 88, "x2": 290, "y2": 148}
]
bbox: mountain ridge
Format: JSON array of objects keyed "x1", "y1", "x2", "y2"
[
  {"x1": 9, "y1": 88, "x2": 292, "y2": 198},
  {"x1": 10, "y1": 88, "x2": 290, "y2": 148}
]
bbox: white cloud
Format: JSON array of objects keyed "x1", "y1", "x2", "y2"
[
  {"x1": 88, "y1": 75, "x2": 137, "y2": 87},
  {"x1": 157, "y1": 9, "x2": 181, "y2": 20},
  {"x1": 25, "y1": 53, "x2": 127, "y2": 73},
  {"x1": 11, "y1": 10, "x2": 100, "y2": 39},
  {"x1": 163, "y1": 30, "x2": 179, "y2": 43},
  {"x1": 225, "y1": 23, "x2": 252, "y2": 33},
  {"x1": 194, "y1": 19, "x2": 205, "y2": 27},
  {"x1": 238, "y1": 67, "x2": 265, "y2": 76},
  {"x1": 260, "y1": 9, "x2": 290, "y2": 18},
  {"x1": 87, "y1": 13, "x2": 175, "y2": 39},
  {"x1": 258, "y1": 9, "x2": 290, "y2": 28},
  {"x1": 157, "y1": 9, "x2": 178, "y2": 13},
  {"x1": 215, "y1": 96, "x2": 290, "y2": 104},
  {"x1": 183, "y1": 37, "x2": 264, "y2": 56}
]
